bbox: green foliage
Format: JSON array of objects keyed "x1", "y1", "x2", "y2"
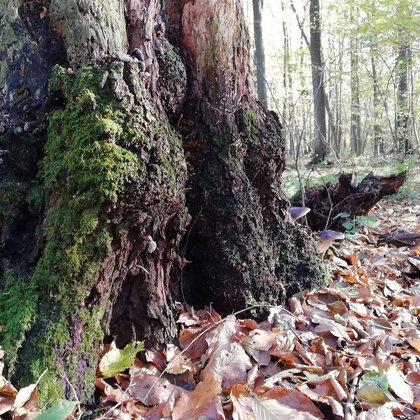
[{"x1": 335, "y1": 212, "x2": 379, "y2": 233}]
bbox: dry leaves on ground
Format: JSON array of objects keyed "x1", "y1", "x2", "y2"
[
  {"x1": 1, "y1": 197, "x2": 418, "y2": 419},
  {"x1": 94, "y1": 196, "x2": 420, "y2": 419}
]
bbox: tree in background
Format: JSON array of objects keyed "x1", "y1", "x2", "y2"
[
  {"x1": 396, "y1": 42, "x2": 412, "y2": 154},
  {"x1": 309, "y1": 0, "x2": 328, "y2": 163},
  {"x1": 252, "y1": 0, "x2": 419, "y2": 160},
  {"x1": 253, "y1": 0, "x2": 268, "y2": 105},
  {"x1": 350, "y1": 4, "x2": 362, "y2": 155}
]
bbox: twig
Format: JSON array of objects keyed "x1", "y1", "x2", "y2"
[
  {"x1": 62, "y1": 375, "x2": 82, "y2": 420},
  {"x1": 344, "y1": 374, "x2": 360, "y2": 420}
]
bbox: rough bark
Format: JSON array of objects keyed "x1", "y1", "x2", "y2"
[
  {"x1": 292, "y1": 171, "x2": 407, "y2": 231},
  {"x1": 0, "y1": 0, "x2": 325, "y2": 404}
]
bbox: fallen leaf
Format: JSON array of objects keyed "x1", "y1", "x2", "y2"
[
  {"x1": 172, "y1": 372, "x2": 224, "y2": 420},
  {"x1": 99, "y1": 341, "x2": 143, "y2": 378},
  {"x1": 35, "y1": 400, "x2": 78, "y2": 420},
  {"x1": 252, "y1": 398, "x2": 320, "y2": 420},
  {"x1": 386, "y1": 365, "x2": 414, "y2": 404}
]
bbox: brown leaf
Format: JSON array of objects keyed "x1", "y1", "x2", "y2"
[
  {"x1": 95, "y1": 378, "x2": 126, "y2": 404},
  {"x1": 386, "y1": 365, "x2": 414, "y2": 404},
  {"x1": 129, "y1": 372, "x2": 184, "y2": 406},
  {"x1": 172, "y1": 372, "x2": 224, "y2": 420},
  {"x1": 203, "y1": 342, "x2": 252, "y2": 388},
  {"x1": 252, "y1": 398, "x2": 320, "y2": 420},
  {"x1": 298, "y1": 383, "x2": 344, "y2": 417},
  {"x1": 261, "y1": 386, "x2": 324, "y2": 418},
  {"x1": 407, "y1": 339, "x2": 420, "y2": 353},
  {"x1": 179, "y1": 327, "x2": 208, "y2": 359}
]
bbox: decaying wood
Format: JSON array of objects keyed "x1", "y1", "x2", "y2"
[
  {"x1": 293, "y1": 171, "x2": 407, "y2": 231},
  {"x1": 378, "y1": 230, "x2": 420, "y2": 247}
]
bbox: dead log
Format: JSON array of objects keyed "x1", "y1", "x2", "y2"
[
  {"x1": 378, "y1": 230, "x2": 420, "y2": 247},
  {"x1": 292, "y1": 171, "x2": 407, "y2": 231}
]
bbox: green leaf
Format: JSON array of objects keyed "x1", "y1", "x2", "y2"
[
  {"x1": 99, "y1": 341, "x2": 144, "y2": 378},
  {"x1": 342, "y1": 221, "x2": 354, "y2": 231},
  {"x1": 35, "y1": 400, "x2": 78, "y2": 420},
  {"x1": 362, "y1": 371, "x2": 388, "y2": 392},
  {"x1": 333, "y1": 212, "x2": 351, "y2": 220}
]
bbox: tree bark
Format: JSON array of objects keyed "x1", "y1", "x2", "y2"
[{"x1": 0, "y1": 0, "x2": 325, "y2": 404}]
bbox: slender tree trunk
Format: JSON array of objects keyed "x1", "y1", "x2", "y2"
[
  {"x1": 350, "y1": 8, "x2": 362, "y2": 156},
  {"x1": 309, "y1": 0, "x2": 327, "y2": 163},
  {"x1": 335, "y1": 35, "x2": 344, "y2": 155},
  {"x1": 0, "y1": 0, "x2": 325, "y2": 404},
  {"x1": 371, "y1": 54, "x2": 383, "y2": 156},
  {"x1": 281, "y1": 0, "x2": 295, "y2": 155},
  {"x1": 396, "y1": 43, "x2": 411, "y2": 154},
  {"x1": 252, "y1": 0, "x2": 268, "y2": 106}
]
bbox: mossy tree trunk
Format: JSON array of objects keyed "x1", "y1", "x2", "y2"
[{"x1": 0, "y1": 0, "x2": 325, "y2": 404}]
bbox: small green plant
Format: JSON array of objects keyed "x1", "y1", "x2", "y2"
[{"x1": 334, "y1": 212, "x2": 380, "y2": 233}]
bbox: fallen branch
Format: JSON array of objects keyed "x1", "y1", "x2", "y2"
[{"x1": 292, "y1": 171, "x2": 407, "y2": 231}]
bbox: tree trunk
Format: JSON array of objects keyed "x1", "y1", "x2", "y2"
[
  {"x1": 252, "y1": 0, "x2": 268, "y2": 106},
  {"x1": 350, "y1": 8, "x2": 362, "y2": 156},
  {"x1": 371, "y1": 53, "x2": 383, "y2": 156},
  {"x1": 309, "y1": 0, "x2": 327, "y2": 163},
  {"x1": 334, "y1": 35, "x2": 344, "y2": 155},
  {"x1": 0, "y1": 0, "x2": 325, "y2": 404}
]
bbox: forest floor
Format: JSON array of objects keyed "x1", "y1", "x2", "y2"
[{"x1": 0, "y1": 182, "x2": 419, "y2": 419}]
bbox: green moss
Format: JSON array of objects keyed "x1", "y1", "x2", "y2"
[
  {"x1": 0, "y1": 269, "x2": 38, "y2": 370},
  {"x1": 243, "y1": 106, "x2": 258, "y2": 137},
  {"x1": 0, "y1": 180, "x2": 27, "y2": 224},
  {"x1": 25, "y1": 184, "x2": 45, "y2": 209}
]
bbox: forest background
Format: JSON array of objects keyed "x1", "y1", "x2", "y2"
[{"x1": 244, "y1": 0, "x2": 419, "y2": 176}]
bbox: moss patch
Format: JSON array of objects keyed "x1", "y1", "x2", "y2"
[
  {"x1": 0, "y1": 269, "x2": 37, "y2": 369},
  {"x1": 0, "y1": 60, "x2": 185, "y2": 404},
  {"x1": 0, "y1": 180, "x2": 27, "y2": 225},
  {"x1": 0, "y1": 64, "x2": 142, "y2": 403}
]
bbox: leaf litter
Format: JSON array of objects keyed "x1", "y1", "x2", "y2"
[{"x1": 0, "y1": 197, "x2": 419, "y2": 419}]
